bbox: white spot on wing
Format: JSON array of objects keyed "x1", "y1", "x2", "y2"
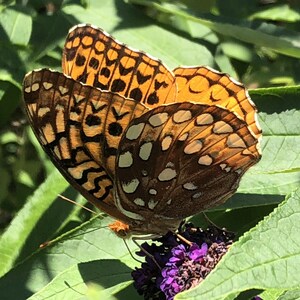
[
  {"x1": 184, "y1": 140, "x2": 202, "y2": 154},
  {"x1": 161, "y1": 135, "x2": 173, "y2": 151},
  {"x1": 59, "y1": 86, "x2": 69, "y2": 95},
  {"x1": 149, "y1": 188, "x2": 157, "y2": 195},
  {"x1": 139, "y1": 142, "x2": 153, "y2": 160},
  {"x1": 73, "y1": 94, "x2": 86, "y2": 103},
  {"x1": 158, "y1": 168, "x2": 177, "y2": 181},
  {"x1": 141, "y1": 170, "x2": 148, "y2": 176},
  {"x1": 225, "y1": 166, "x2": 231, "y2": 172},
  {"x1": 38, "y1": 107, "x2": 50, "y2": 117},
  {"x1": 173, "y1": 110, "x2": 192, "y2": 123},
  {"x1": 31, "y1": 83, "x2": 40, "y2": 92},
  {"x1": 43, "y1": 82, "x2": 53, "y2": 90},
  {"x1": 118, "y1": 151, "x2": 133, "y2": 168},
  {"x1": 192, "y1": 192, "x2": 202, "y2": 199},
  {"x1": 220, "y1": 163, "x2": 227, "y2": 170},
  {"x1": 196, "y1": 113, "x2": 214, "y2": 125},
  {"x1": 183, "y1": 182, "x2": 198, "y2": 191},
  {"x1": 148, "y1": 199, "x2": 158, "y2": 210},
  {"x1": 213, "y1": 121, "x2": 233, "y2": 134},
  {"x1": 227, "y1": 133, "x2": 247, "y2": 148},
  {"x1": 198, "y1": 155, "x2": 213, "y2": 166},
  {"x1": 236, "y1": 169, "x2": 242, "y2": 174},
  {"x1": 166, "y1": 162, "x2": 175, "y2": 168},
  {"x1": 148, "y1": 112, "x2": 169, "y2": 127},
  {"x1": 24, "y1": 86, "x2": 31, "y2": 93},
  {"x1": 134, "y1": 198, "x2": 145, "y2": 206},
  {"x1": 122, "y1": 178, "x2": 140, "y2": 193},
  {"x1": 242, "y1": 149, "x2": 252, "y2": 155},
  {"x1": 178, "y1": 132, "x2": 189, "y2": 141},
  {"x1": 126, "y1": 123, "x2": 145, "y2": 140}
]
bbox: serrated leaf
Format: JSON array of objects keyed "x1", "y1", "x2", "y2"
[
  {"x1": 238, "y1": 86, "x2": 300, "y2": 195},
  {"x1": 177, "y1": 187, "x2": 300, "y2": 299}
]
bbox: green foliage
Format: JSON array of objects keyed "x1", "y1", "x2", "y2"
[{"x1": 0, "y1": 0, "x2": 300, "y2": 299}]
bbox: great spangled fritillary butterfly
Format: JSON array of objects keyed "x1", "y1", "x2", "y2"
[{"x1": 23, "y1": 24, "x2": 262, "y2": 236}]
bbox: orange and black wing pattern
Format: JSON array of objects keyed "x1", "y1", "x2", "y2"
[
  {"x1": 173, "y1": 66, "x2": 262, "y2": 141},
  {"x1": 23, "y1": 69, "x2": 146, "y2": 223},
  {"x1": 63, "y1": 24, "x2": 176, "y2": 108}
]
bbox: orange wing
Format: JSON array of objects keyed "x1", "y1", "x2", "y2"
[
  {"x1": 115, "y1": 102, "x2": 261, "y2": 234},
  {"x1": 23, "y1": 69, "x2": 147, "y2": 224},
  {"x1": 173, "y1": 66, "x2": 262, "y2": 142},
  {"x1": 63, "y1": 24, "x2": 177, "y2": 108}
]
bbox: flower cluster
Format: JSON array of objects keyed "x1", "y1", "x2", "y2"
[{"x1": 131, "y1": 224, "x2": 234, "y2": 300}]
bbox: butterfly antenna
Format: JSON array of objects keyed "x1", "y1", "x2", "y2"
[
  {"x1": 58, "y1": 194, "x2": 97, "y2": 215},
  {"x1": 39, "y1": 194, "x2": 100, "y2": 248},
  {"x1": 122, "y1": 239, "x2": 143, "y2": 264}
]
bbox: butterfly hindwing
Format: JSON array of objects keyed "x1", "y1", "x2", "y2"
[
  {"x1": 173, "y1": 66, "x2": 262, "y2": 140},
  {"x1": 115, "y1": 102, "x2": 261, "y2": 221}
]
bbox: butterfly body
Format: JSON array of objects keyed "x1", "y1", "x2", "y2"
[{"x1": 23, "y1": 24, "x2": 262, "y2": 237}]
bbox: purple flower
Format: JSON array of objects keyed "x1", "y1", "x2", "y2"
[
  {"x1": 131, "y1": 224, "x2": 233, "y2": 300},
  {"x1": 160, "y1": 242, "x2": 208, "y2": 299}
]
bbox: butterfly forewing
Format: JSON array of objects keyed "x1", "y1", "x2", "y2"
[
  {"x1": 23, "y1": 69, "x2": 145, "y2": 223},
  {"x1": 81, "y1": 84, "x2": 148, "y2": 176},
  {"x1": 115, "y1": 102, "x2": 261, "y2": 223},
  {"x1": 63, "y1": 24, "x2": 177, "y2": 107},
  {"x1": 173, "y1": 66, "x2": 262, "y2": 141}
]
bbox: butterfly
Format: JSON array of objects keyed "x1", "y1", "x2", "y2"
[{"x1": 23, "y1": 24, "x2": 262, "y2": 237}]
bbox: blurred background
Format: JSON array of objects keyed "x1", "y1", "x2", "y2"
[{"x1": 1, "y1": 0, "x2": 300, "y2": 230}]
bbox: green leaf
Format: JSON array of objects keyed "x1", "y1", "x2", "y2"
[
  {"x1": 28, "y1": 11, "x2": 74, "y2": 62},
  {"x1": 278, "y1": 289, "x2": 300, "y2": 300},
  {"x1": 177, "y1": 186, "x2": 300, "y2": 299},
  {"x1": 62, "y1": 0, "x2": 214, "y2": 69},
  {"x1": 0, "y1": 81, "x2": 21, "y2": 128},
  {"x1": 0, "y1": 216, "x2": 139, "y2": 299},
  {"x1": 260, "y1": 289, "x2": 286, "y2": 300},
  {"x1": 220, "y1": 42, "x2": 255, "y2": 63},
  {"x1": 129, "y1": 0, "x2": 300, "y2": 58},
  {"x1": 237, "y1": 86, "x2": 300, "y2": 195},
  {"x1": 28, "y1": 262, "x2": 133, "y2": 300},
  {"x1": 0, "y1": 5, "x2": 32, "y2": 45},
  {"x1": 249, "y1": 4, "x2": 300, "y2": 23},
  {"x1": 0, "y1": 169, "x2": 68, "y2": 277}
]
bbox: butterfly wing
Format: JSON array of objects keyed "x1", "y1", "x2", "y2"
[
  {"x1": 23, "y1": 69, "x2": 146, "y2": 223},
  {"x1": 115, "y1": 102, "x2": 261, "y2": 230},
  {"x1": 62, "y1": 24, "x2": 176, "y2": 107},
  {"x1": 173, "y1": 66, "x2": 262, "y2": 141}
]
